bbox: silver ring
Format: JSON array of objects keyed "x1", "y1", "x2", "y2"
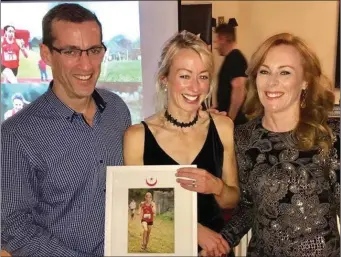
[{"x1": 192, "y1": 180, "x2": 197, "y2": 188}]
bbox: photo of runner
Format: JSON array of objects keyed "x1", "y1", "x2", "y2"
[
  {"x1": 127, "y1": 188, "x2": 174, "y2": 253},
  {"x1": 1, "y1": 25, "x2": 28, "y2": 83}
]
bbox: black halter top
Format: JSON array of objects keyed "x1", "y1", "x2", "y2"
[{"x1": 141, "y1": 115, "x2": 225, "y2": 233}]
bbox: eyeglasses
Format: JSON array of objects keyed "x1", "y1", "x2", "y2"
[{"x1": 51, "y1": 44, "x2": 107, "y2": 60}]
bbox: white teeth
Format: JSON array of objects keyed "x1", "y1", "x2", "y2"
[
  {"x1": 75, "y1": 75, "x2": 91, "y2": 80},
  {"x1": 266, "y1": 92, "x2": 283, "y2": 98},
  {"x1": 183, "y1": 94, "x2": 199, "y2": 101}
]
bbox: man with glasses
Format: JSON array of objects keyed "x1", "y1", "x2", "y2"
[{"x1": 1, "y1": 3, "x2": 131, "y2": 256}]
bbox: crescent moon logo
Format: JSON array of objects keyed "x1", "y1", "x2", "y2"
[{"x1": 146, "y1": 177, "x2": 157, "y2": 187}]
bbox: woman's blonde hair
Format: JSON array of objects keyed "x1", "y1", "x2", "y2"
[
  {"x1": 155, "y1": 30, "x2": 215, "y2": 111},
  {"x1": 244, "y1": 32, "x2": 335, "y2": 152}
]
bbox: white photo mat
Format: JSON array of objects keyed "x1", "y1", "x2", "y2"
[{"x1": 105, "y1": 165, "x2": 198, "y2": 256}]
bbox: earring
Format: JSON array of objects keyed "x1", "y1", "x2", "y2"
[
  {"x1": 163, "y1": 84, "x2": 167, "y2": 92},
  {"x1": 300, "y1": 89, "x2": 307, "y2": 108}
]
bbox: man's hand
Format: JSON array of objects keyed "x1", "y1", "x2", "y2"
[
  {"x1": 206, "y1": 107, "x2": 227, "y2": 116},
  {"x1": 199, "y1": 104, "x2": 227, "y2": 116}
]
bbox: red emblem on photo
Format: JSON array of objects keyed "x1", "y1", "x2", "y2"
[{"x1": 145, "y1": 177, "x2": 157, "y2": 187}]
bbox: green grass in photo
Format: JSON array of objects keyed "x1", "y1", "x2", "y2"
[
  {"x1": 128, "y1": 214, "x2": 174, "y2": 253},
  {"x1": 14, "y1": 48, "x2": 141, "y2": 83},
  {"x1": 100, "y1": 60, "x2": 142, "y2": 82},
  {"x1": 16, "y1": 47, "x2": 52, "y2": 79}
]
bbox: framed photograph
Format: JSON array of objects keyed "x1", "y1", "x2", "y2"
[{"x1": 105, "y1": 165, "x2": 197, "y2": 256}]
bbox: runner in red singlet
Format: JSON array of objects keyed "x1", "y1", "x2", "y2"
[
  {"x1": 1, "y1": 25, "x2": 28, "y2": 83},
  {"x1": 138, "y1": 192, "x2": 156, "y2": 251}
]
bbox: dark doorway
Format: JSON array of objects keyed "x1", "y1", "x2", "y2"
[{"x1": 179, "y1": 4, "x2": 213, "y2": 46}]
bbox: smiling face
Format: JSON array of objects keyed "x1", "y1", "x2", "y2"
[
  {"x1": 163, "y1": 48, "x2": 210, "y2": 114},
  {"x1": 256, "y1": 44, "x2": 307, "y2": 116},
  {"x1": 4, "y1": 26, "x2": 15, "y2": 42},
  {"x1": 40, "y1": 20, "x2": 104, "y2": 102},
  {"x1": 13, "y1": 98, "x2": 24, "y2": 111},
  {"x1": 145, "y1": 193, "x2": 152, "y2": 203}
]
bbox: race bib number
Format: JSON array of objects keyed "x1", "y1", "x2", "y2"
[
  {"x1": 143, "y1": 214, "x2": 151, "y2": 219},
  {"x1": 3, "y1": 52, "x2": 18, "y2": 61}
]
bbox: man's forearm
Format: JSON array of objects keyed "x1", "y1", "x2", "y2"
[
  {"x1": 3, "y1": 220, "x2": 88, "y2": 256},
  {"x1": 2, "y1": 133, "x2": 87, "y2": 257},
  {"x1": 228, "y1": 89, "x2": 245, "y2": 120}
]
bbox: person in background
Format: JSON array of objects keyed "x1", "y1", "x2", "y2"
[
  {"x1": 214, "y1": 19, "x2": 248, "y2": 125},
  {"x1": 1, "y1": 3, "x2": 131, "y2": 256},
  {"x1": 4, "y1": 92, "x2": 30, "y2": 120},
  {"x1": 129, "y1": 199, "x2": 137, "y2": 220},
  {"x1": 1, "y1": 25, "x2": 28, "y2": 83},
  {"x1": 221, "y1": 32, "x2": 340, "y2": 257},
  {"x1": 123, "y1": 31, "x2": 239, "y2": 257},
  {"x1": 38, "y1": 58, "x2": 48, "y2": 81}
]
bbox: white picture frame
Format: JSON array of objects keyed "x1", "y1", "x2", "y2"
[{"x1": 105, "y1": 165, "x2": 198, "y2": 256}]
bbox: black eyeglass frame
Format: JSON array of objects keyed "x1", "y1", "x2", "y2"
[{"x1": 50, "y1": 43, "x2": 107, "y2": 57}]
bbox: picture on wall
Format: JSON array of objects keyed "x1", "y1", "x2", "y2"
[{"x1": 1, "y1": 1, "x2": 143, "y2": 124}]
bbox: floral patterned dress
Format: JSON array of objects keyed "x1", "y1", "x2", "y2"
[{"x1": 221, "y1": 117, "x2": 340, "y2": 257}]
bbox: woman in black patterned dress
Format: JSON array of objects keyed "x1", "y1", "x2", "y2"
[{"x1": 221, "y1": 33, "x2": 340, "y2": 257}]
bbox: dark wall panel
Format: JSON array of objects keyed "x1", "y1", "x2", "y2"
[{"x1": 180, "y1": 4, "x2": 212, "y2": 46}]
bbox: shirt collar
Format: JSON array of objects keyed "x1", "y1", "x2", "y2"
[{"x1": 44, "y1": 80, "x2": 107, "y2": 121}]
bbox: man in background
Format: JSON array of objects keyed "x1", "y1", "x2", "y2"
[
  {"x1": 129, "y1": 199, "x2": 137, "y2": 220},
  {"x1": 38, "y1": 58, "x2": 48, "y2": 81},
  {"x1": 1, "y1": 25, "x2": 28, "y2": 83},
  {"x1": 214, "y1": 20, "x2": 248, "y2": 125},
  {"x1": 1, "y1": 3, "x2": 131, "y2": 256}
]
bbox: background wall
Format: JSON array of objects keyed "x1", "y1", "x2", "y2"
[
  {"x1": 140, "y1": 1, "x2": 179, "y2": 117},
  {"x1": 182, "y1": 1, "x2": 339, "y2": 97}
]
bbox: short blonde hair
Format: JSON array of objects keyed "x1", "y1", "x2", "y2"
[
  {"x1": 244, "y1": 33, "x2": 335, "y2": 152},
  {"x1": 155, "y1": 30, "x2": 215, "y2": 111}
]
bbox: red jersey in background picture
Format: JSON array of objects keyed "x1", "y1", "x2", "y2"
[
  {"x1": 1, "y1": 29, "x2": 30, "y2": 47},
  {"x1": 1, "y1": 39, "x2": 21, "y2": 68},
  {"x1": 38, "y1": 59, "x2": 47, "y2": 70},
  {"x1": 1, "y1": 29, "x2": 30, "y2": 69}
]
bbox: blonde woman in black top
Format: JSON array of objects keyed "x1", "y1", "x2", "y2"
[{"x1": 124, "y1": 31, "x2": 239, "y2": 257}]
